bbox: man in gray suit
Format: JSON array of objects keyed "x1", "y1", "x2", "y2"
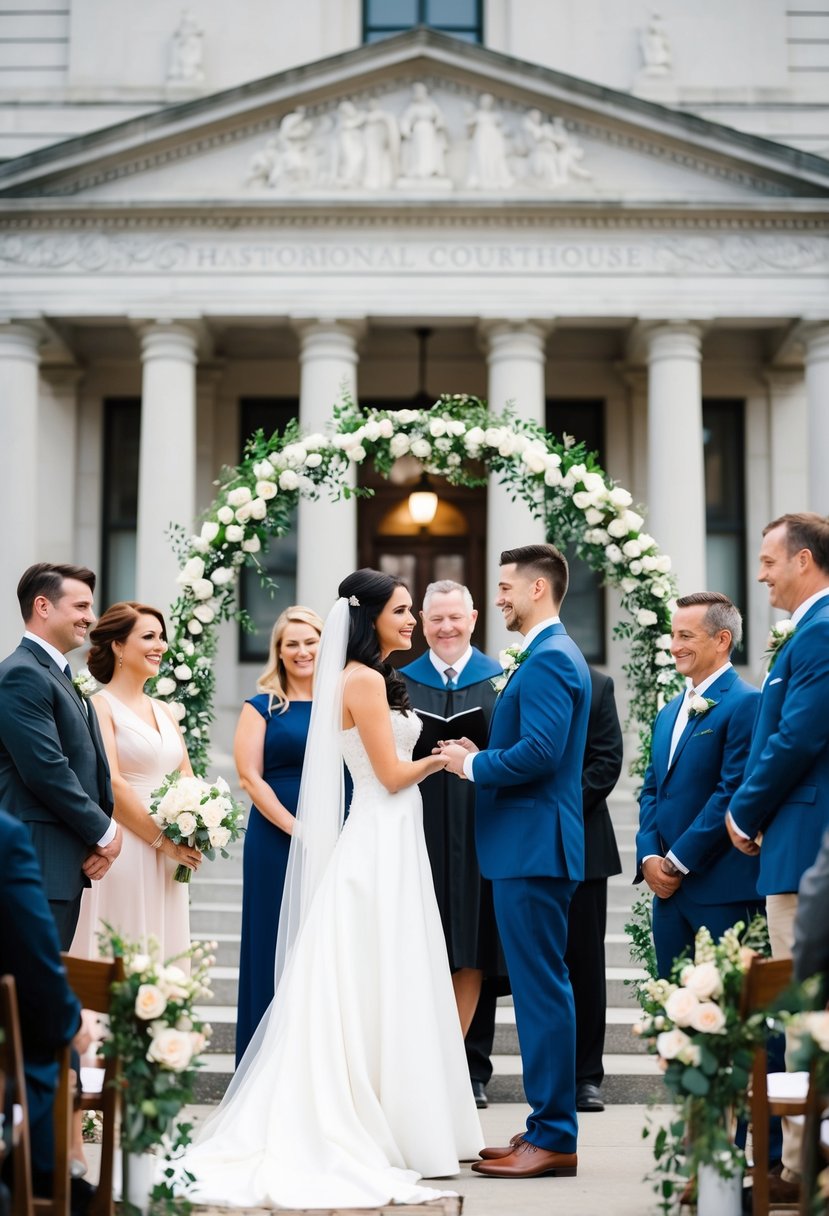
[{"x1": 0, "y1": 563, "x2": 120, "y2": 948}]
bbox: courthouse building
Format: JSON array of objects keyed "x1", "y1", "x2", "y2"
[{"x1": 1, "y1": 0, "x2": 828, "y2": 747}]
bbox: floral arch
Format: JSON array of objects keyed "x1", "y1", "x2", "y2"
[{"x1": 157, "y1": 394, "x2": 682, "y2": 776}]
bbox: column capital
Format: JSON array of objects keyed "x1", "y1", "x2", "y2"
[
  {"x1": 628, "y1": 320, "x2": 705, "y2": 365},
  {"x1": 477, "y1": 319, "x2": 550, "y2": 362},
  {"x1": 0, "y1": 320, "x2": 43, "y2": 363},
  {"x1": 292, "y1": 318, "x2": 366, "y2": 361},
  {"x1": 801, "y1": 321, "x2": 829, "y2": 363},
  {"x1": 138, "y1": 321, "x2": 200, "y2": 365}
]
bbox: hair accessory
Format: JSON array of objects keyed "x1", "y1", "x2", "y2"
[{"x1": 348, "y1": 595, "x2": 360, "y2": 607}]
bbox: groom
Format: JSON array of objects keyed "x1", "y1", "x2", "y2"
[
  {"x1": 0, "y1": 562, "x2": 119, "y2": 948},
  {"x1": 440, "y1": 543, "x2": 590, "y2": 1179}
]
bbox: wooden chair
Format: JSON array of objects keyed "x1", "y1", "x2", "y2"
[
  {"x1": 799, "y1": 1058, "x2": 829, "y2": 1216},
  {"x1": 60, "y1": 956, "x2": 123, "y2": 1216},
  {"x1": 742, "y1": 957, "x2": 810, "y2": 1215},
  {"x1": 0, "y1": 974, "x2": 72, "y2": 1216}
]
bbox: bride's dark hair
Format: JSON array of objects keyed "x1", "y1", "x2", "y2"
[{"x1": 338, "y1": 569, "x2": 411, "y2": 713}]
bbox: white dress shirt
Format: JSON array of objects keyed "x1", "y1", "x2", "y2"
[
  {"x1": 22, "y1": 631, "x2": 116, "y2": 849},
  {"x1": 462, "y1": 617, "x2": 560, "y2": 782},
  {"x1": 429, "y1": 645, "x2": 473, "y2": 685}
]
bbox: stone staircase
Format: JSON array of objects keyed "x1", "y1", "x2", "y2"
[{"x1": 191, "y1": 774, "x2": 665, "y2": 1105}]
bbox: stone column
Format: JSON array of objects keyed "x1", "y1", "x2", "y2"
[
  {"x1": 803, "y1": 324, "x2": 829, "y2": 515},
  {"x1": 294, "y1": 321, "x2": 362, "y2": 613},
  {"x1": 39, "y1": 366, "x2": 83, "y2": 564},
  {"x1": 481, "y1": 321, "x2": 548, "y2": 652},
  {"x1": 644, "y1": 323, "x2": 706, "y2": 594},
  {"x1": 136, "y1": 323, "x2": 198, "y2": 611},
  {"x1": 0, "y1": 322, "x2": 41, "y2": 649}
]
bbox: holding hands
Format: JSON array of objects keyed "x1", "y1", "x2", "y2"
[{"x1": 435, "y1": 736, "x2": 479, "y2": 778}]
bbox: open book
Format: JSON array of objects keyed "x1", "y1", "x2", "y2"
[{"x1": 412, "y1": 706, "x2": 488, "y2": 761}]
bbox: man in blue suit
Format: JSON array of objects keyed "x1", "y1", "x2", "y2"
[
  {"x1": 440, "y1": 543, "x2": 590, "y2": 1180},
  {"x1": 726, "y1": 512, "x2": 829, "y2": 1199},
  {"x1": 636, "y1": 591, "x2": 762, "y2": 978}
]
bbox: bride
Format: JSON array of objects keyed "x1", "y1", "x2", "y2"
[{"x1": 181, "y1": 569, "x2": 483, "y2": 1207}]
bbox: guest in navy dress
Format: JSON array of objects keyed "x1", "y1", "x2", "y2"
[{"x1": 234, "y1": 605, "x2": 323, "y2": 1064}]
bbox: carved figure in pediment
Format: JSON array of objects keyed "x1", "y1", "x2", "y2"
[
  {"x1": 399, "y1": 83, "x2": 449, "y2": 183},
  {"x1": 168, "y1": 9, "x2": 205, "y2": 85},
  {"x1": 465, "y1": 93, "x2": 513, "y2": 189},
  {"x1": 549, "y1": 117, "x2": 592, "y2": 184},
  {"x1": 363, "y1": 100, "x2": 400, "y2": 189},
  {"x1": 640, "y1": 10, "x2": 672, "y2": 76},
  {"x1": 252, "y1": 106, "x2": 315, "y2": 189},
  {"x1": 520, "y1": 111, "x2": 591, "y2": 188},
  {"x1": 333, "y1": 101, "x2": 366, "y2": 188}
]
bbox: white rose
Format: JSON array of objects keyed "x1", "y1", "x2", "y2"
[
  {"x1": 688, "y1": 693, "x2": 709, "y2": 715},
  {"x1": 655, "y1": 555, "x2": 672, "y2": 573},
  {"x1": 636, "y1": 608, "x2": 658, "y2": 627},
  {"x1": 682, "y1": 961, "x2": 723, "y2": 1001},
  {"x1": 155, "y1": 677, "x2": 176, "y2": 697},
  {"x1": 283, "y1": 442, "x2": 308, "y2": 465},
  {"x1": 522, "y1": 450, "x2": 547, "y2": 475},
  {"x1": 664, "y1": 987, "x2": 700, "y2": 1027},
  {"x1": 304, "y1": 452, "x2": 323, "y2": 468},
  {"x1": 191, "y1": 578, "x2": 214, "y2": 601},
  {"x1": 146, "y1": 1027, "x2": 193, "y2": 1073},
  {"x1": 242, "y1": 536, "x2": 261, "y2": 553},
  {"x1": 584, "y1": 507, "x2": 604, "y2": 526},
  {"x1": 252, "y1": 459, "x2": 275, "y2": 480},
  {"x1": 656, "y1": 1028, "x2": 693, "y2": 1060},
  {"x1": 234, "y1": 502, "x2": 253, "y2": 524},
  {"x1": 249, "y1": 497, "x2": 267, "y2": 520},
  {"x1": 348, "y1": 445, "x2": 367, "y2": 462},
  {"x1": 638, "y1": 532, "x2": 657, "y2": 552},
  {"x1": 622, "y1": 539, "x2": 642, "y2": 559},
  {"x1": 187, "y1": 619, "x2": 203, "y2": 635},
  {"x1": 210, "y1": 567, "x2": 234, "y2": 587},
  {"x1": 135, "y1": 983, "x2": 167, "y2": 1021},
  {"x1": 411, "y1": 438, "x2": 432, "y2": 459},
  {"x1": 279, "y1": 469, "x2": 300, "y2": 491},
  {"x1": 654, "y1": 651, "x2": 673, "y2": 667},
  {"x1": 620, "y1": 577, "x2": 638, "y2": 594},
  {"x1": 128, "y1": 953, "x2": 152, "y2": 976},
  {"x1": 689, "y1": 1001, "x2": 727, "y2": 1035},
  {"x1": 607, "y1": 517, "x2": 630, "y2": 539},
  {"x1": 200, "y1": 521, "x2": 220, "y2": 543},
  {"x1": 677, "y1": 1041, "x2": 702, "y2": 1066},
  {"x1": 256, "y1": 480, "x2": 277, "y2": 500},
  {"x1": 629, "y1": 560, "x2": 643, "y2": 575},
  {"x1": 605, "y1": 544, "x2": 624, "y2": 565},
  {"x1": 176, "y1": 812, "x2": 197, "y2": 837},
  {"x1": 216, "y1": 505, "x2": 234, "y2": 525},
  {"x1": 607, "y1": 486, "x2": 633, "y2": 508},
  {"x1": 581, "y1": 472, "x2": 605, "y2": 494},
  {"x1": 226, "y1": 486, "x2": 252, "y2": 508},
  {"x1": 194, "y1": 604, "x2": 214, "y2": 624},
  {"x1": 544, "y1": 465, "x2": 563, "y2": 487},
  {"x1": 389, "y1": 433, "x2": 410, "y2": 457},
  {"x1": 199, "y1": 799, "x2": 225, "y2": 829},
  {"x1": 572, "y1": 491, "x2": 592, "y2": 510},
  {"x1": 657, "y1": 634, "x2": 673, "y2": 649},
  {"x1": 169, "y1": 701, "x2": 186, "y2": 722},
  {"x1": 429, "y1": 417, "x2": 447, "y2": 438},
  {"x1": 498, "y1": 436, "x2": 516, "y2": 458},
  {"x1": 225, "y1": 524, "x2": 244, "y2": 543},
  {"x1": 208, "y1": 825, "x2": 231, "y2": 849},
  {"x1": 623, "y1": 509, "x2": 645, "y2": 533},
  {"x1": 174, "y1": 664, "x2": 193, "y2": 681},
  {"x1": 177, "y1": 556, "x2": 205, "y2": 586},
  {"x1": 465, "y1": 426, "x2": 485, "y2": 447}
]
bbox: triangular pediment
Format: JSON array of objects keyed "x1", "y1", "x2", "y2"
[{"x1": 1, "y1": 28, "x2": 828, "y2": 208}]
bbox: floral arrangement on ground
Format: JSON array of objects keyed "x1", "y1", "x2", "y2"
[
  {"x1": 631, "y1": 912, "x2": 773, "y2": 1212},
  {"x1": 152, "y1": 393, "x2": 683, "y2": 775}
]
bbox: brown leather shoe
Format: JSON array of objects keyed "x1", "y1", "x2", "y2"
[
  {"x1": 472, "y1": 1140, "x2": 578, "y2": 1178},
  {"x1": 479, "y1": 1134, "x2": 524, "y2": 1161}
]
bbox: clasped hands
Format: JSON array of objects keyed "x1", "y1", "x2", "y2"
[
  {"x1": 82, "y1": 822, "x2": 123, "y2": 881},
  {"x1": 434, "y1": 736, "x2": 479, "y2": 778},
  {"x1": 641, "y1": 855, "x2": 684, "y2": 900}
]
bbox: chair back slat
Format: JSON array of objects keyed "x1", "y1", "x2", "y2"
[
  {"x1": 740, "y1": 957, "x2": 793, "y2": 1017},
  {"x1": 0, "y1": 975, "x2": 34, "y2": 1216}
]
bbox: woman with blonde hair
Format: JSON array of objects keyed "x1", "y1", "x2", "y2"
[{"x1": 234, "y1": 604, "x2": 323, "y2": 1062}]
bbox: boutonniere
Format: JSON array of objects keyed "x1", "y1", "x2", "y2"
[
  {"x1": 687, "y1": 694, "x2": 717, "y2": 719},
  {"x1": 491, "y1": 646, "x2": 530, "y2": 693},
  {"x1": 765, "y1": 619, "x2": 796, "y2": 672},
  {"x1": 72, "y1": 668, "x2": 98, "y2": 699}
]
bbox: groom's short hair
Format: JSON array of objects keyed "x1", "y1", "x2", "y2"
[
  {"x1": 500, "y1": 543, "x2": 569, "y2": 605},
  {"x1": 764, "y1": 512, "x2": 829, "y2": 575},
  {"x1": 675, "y1": 591, "x2": 743, "y2": 652},
  {"x1": 17, "y1": 563, "x2": 96, "y2": 622}
]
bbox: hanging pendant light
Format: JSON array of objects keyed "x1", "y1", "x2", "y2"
[{"x1": 408, "y1": 472, "x2": 438, "y2": 527}]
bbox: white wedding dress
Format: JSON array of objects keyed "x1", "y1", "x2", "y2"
[{"x1": 182, "y1": 710, "x2": 483, "y2": 1208}]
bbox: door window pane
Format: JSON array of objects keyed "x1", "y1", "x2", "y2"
[
  {"x1": 101, "y1": 398, "x2": 141, "y2": 607},
  {"x1": 546, "y1": 399, "x2": 606, "y2": 664},
  {"x1": 364, "y1": 0, "x2": 482, "y2": 40},
  {"x1": 238, "y1": 398, "x2": 300, "y2": 663}
]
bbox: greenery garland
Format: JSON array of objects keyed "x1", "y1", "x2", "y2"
[{"x1": 154, "y1": 393, "x2": 682, "y2": 776}]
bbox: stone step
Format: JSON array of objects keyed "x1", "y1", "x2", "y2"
[
  {"x1": 190, "y1": 903, "x2": 242, "y2": 934},
  {"x1": 191, "y1": 878, "x2": 243, "y2": 904}
]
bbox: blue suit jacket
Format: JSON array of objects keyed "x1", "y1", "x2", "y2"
[
  {"x1": 636, "y1": 668, "x2": 760, "y2": 905},
  {"x1": 399, "y1": 646, "x2": 501, "y2": 690},
  {"x1": 729, "y1": 596, "x2": 829, "y2": 896},
  {"x1": 473, "y1": 623, "x2": 590, "y2": 881}
]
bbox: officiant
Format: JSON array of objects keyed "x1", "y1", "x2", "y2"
[{"x1": 400, "y1": 579, "x2": 507, "y2": 1106}]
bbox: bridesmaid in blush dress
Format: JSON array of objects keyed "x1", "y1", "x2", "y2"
[
  {"x1": 70, "y1": 602, "x2": 202, "y2": 964},
  {"x1": 233, "y1": 605, "x2": 323, "y2": 1063}
]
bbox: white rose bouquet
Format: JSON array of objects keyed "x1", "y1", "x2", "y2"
[
  {"x1": 630, "y1": 915, "x2": 774, "y2": 1201},
  {"x1": 150, "y1": 769, "x2": 245, "y2": 883}
]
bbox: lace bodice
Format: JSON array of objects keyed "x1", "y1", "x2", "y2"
[{"x1": 341, "y1": 710, "x2": 422, "y2": 798}]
